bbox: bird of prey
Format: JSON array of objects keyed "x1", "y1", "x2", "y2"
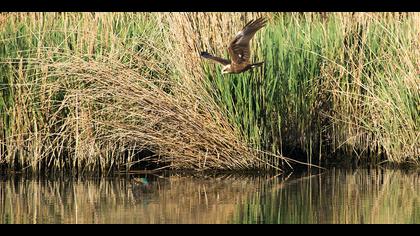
[{"x1": 200, "y1": 17, "x2": 267, "y2": 74}]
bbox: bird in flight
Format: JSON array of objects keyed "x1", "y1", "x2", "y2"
[{"x1": 200, "y1": 17, "x2": 267, "y2": 74}]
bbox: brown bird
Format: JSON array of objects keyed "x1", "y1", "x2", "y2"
[{"x1": 200, "y1": 17, "x2": 267, "y2": 74}]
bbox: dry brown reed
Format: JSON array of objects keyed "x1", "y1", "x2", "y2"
[{"x1": 41, "y1": 53, "x2": 260, "y2": 172}]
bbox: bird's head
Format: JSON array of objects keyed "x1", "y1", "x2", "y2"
[{"x1": 221, "y1": 65, "x2": 232, "y2": 74}]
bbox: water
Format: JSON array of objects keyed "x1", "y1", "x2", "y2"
[{"x1": 1, "y1": 168, "x2": 419, "y2": 224}]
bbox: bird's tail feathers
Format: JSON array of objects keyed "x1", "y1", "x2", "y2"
[
  {"x1": 200, "y1": 51, "x2": 213, "y2": 58},
  {"x1": 200, "y1": 51, "x2": 231, "y2": 65},
  {"x1": 251, "y1": 61, "x2": 264, "y2": 68}
]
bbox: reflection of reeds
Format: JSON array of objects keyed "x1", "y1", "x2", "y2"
[
  {"x1": 232, "y1": 168, "x2": 420, "y2": 223},
  {"x1": 1, "y1": 169, "x2": 419, "y2": 223},
  {"x1": 0, "y1": 175, "x2": 266, "y2": 223}
]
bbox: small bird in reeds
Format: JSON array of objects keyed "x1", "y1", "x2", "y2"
[{"x1": 200, "y1": 17, "x2": 267, "y2": 74}]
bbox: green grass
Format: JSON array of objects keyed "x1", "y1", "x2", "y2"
[{"x1": 199, "y1": 13, "x2": 419, "y2": 166}]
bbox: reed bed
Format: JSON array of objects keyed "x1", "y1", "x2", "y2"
[
  {"x1": 0, "y1": 13, "x2": 261, "y2": 173},
  {"x1": 169, "y1": 12, "x2": 419, "y2": 166},
  {"x1": 0, "y1": 12, "x2": 419, "y2": 174}
]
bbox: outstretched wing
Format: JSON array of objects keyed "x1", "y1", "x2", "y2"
[
  {"x1": 200, "y1": 51, "x2": 230, "y2": 65},
  {"x1": 228, "y1": 17, "x2": 267, "y2": 65}
]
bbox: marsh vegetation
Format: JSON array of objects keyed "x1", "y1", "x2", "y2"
[{"x1": 0, "y1": 13, "x2": 419, "y2": 174}]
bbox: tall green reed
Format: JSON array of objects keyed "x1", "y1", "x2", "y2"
[{"x1": 202, "y1": 13, "x2": 419, "y2": 166}]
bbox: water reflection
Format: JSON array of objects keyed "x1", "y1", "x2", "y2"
[{"x1": 0, "y1": 168, "x2": 419, "y2": 223}]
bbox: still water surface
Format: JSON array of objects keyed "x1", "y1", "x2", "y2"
[{"x1": 1, "y1": 168, "x2": 419, "y2": 223}]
